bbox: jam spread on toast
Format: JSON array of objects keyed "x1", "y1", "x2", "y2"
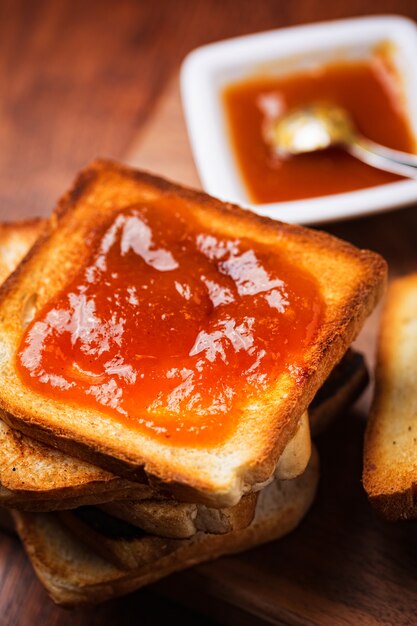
[{"x1": 17, "y1": 200, "x2": 324, "y2": 446}]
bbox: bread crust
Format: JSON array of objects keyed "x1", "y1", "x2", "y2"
[
  {"x1": 0, "y1": 160, "x2": 386, "y2": 506},
  {"x1": 363, "y1": 273, "x2": 417, "y2": 520}
]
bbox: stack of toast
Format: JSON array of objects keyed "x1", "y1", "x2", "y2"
[{"x1": 0, "y1": 160, "x2": 386, "y2": 606}]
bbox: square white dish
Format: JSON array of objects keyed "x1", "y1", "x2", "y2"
[{"x1": 180, "y1": 15, "x2": 417, "y2": 225}]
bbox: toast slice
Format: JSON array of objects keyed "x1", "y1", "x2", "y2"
[
  {"x1": 57, "y1": 507, "x2": 183, "y2": 569},
  {"x1": 0, "y1": 222, "x2": 360, "y2": 545},
  {"x1": 13, "y1": 448, "x2": 319, "y2": 607},
  {"x1": 0, "y1": 160, "x2": 385, "y2": 506},
  {"x1": 99, "y1": 490, "x2": 258, "y2": 539},
  {"x1": 363, "y1": 273, "x2": 417, "y2": 520}
]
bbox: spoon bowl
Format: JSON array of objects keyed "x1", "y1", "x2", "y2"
[
  {"x1": 268, "y1": 102, "x2": 417, "y2": 178},
  {"x1": 270, "y1": 103, "x2": 356, "y2": 156}
]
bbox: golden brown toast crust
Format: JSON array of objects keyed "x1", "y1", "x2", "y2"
[
  {"x1": 0, "y1": 160, "x2": 386, "y2": 506},
  {"x1": 363, "y1": 273, "x2": 417, "y2": 520}
]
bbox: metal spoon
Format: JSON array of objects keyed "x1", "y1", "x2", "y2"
[{"x1": 268, "y1": 102, "x2": 417, "y2": 178}]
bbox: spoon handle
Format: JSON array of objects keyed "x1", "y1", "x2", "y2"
[{"x1": 348, "y1": 138, "x2": 417, "y2": 179}]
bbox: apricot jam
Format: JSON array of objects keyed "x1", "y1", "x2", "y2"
[
  {"x1": 223, "y1": 56, "x2": 416, "y2": 203},
  {"x1": 17, "y1": 200, "x2": 324, "y2": 446}
]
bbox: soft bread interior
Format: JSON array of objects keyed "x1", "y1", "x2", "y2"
[{"x1": 275, "y1": 411, "x2": 311, "y2": 480}]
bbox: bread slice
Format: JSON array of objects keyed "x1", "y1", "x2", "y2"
[
  {"x1": 13, "y1": 447, "x2": 319, "y2": 607},
  {"x1": 99, "y1": 490, "x2": 258, "y2": 540},
  {"x1": 0, "y1": 222, "x2": 361, "y2": 544},
  {"x1": 0, "y1": 160, "x2": 385, "y2": 506},
  {"x1": 0, "y1": 210, "x2": 368, "y2": 516},
  {"x1": 57, "y1": 507, "x2": 183, "y2": 570},
  {"x1": 363, "y1": 273, "x2": 417, "y2": 520},
  {"x1": 0, "y1": 428, "x2": 155, "y2": 510}
]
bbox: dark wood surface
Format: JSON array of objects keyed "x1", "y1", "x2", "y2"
[{"x1": 1, "y1": 1, "x2": 417, "y2": 624}]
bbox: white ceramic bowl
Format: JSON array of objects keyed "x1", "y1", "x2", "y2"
[{"x1": 181, "y1": 15, "x2": 417, "y2": 224}]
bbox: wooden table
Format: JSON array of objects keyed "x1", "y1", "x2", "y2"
[{"x1": 1, "y1": 1, "x2": 417, "y2": 624}]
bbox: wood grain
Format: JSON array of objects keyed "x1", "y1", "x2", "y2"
[{"x1": 1, "y1": 1, "x2": 417, "y2": 624}]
